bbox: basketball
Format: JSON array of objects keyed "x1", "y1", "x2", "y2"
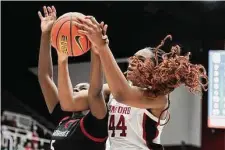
[{"x1": 51, "y1": 12, "x2": 91, "y2": 57}]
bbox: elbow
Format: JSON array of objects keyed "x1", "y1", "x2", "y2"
[
  {"x1": 37, "y1": 67, "x2": 44, "y2": 79},
  {"x1": 60, "y1": 103, "x2": 72, "y2": 111},
  {"x1": 59, "y1": 100, "x2": 74, "y2": 112},
  {"x1": 88, "y1": 91, "x2": 102, "y2": 99},
  {"x1": 37, "y1": 70, "x2": 44, "y2": 81},
  {"x1": 58, "y1": 88, "x2": 69, "y2": 100},
  {"x1": 88, "y1": 87, "x2": 103, "y2": 98},
  {"x1": 60, "y1": 101, "x2": 82, "y2": 112},
  {"x1": 37, "y1": 74, "x2": 46, "y2": 86},
  {"x1": 88, "y1": 92, "x2": 103, "y2": 102},
  {"x1": 37, "y1": 69, "x2": 53, "y2": 82},
  {"x1": 58, "y1": 94, "x2": 74, "y2": 111}
]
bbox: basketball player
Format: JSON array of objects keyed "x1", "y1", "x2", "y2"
[
  {"x1": 38, "y1": 6, "x2": 109, "y2": 150},
  {"x1": 73, "y1": 17, "x2": 208, "y2": 149}
]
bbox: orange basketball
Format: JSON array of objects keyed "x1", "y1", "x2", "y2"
[{"x1": 51, "y1": 12, "x2": 91, "y2": 57}]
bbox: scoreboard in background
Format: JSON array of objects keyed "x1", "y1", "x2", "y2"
[{"x1": 208, "y1": 50, "x2": 225, "y2": 129}]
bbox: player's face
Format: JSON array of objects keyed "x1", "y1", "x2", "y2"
[
  {"x1": 73, "y1": 83, "x2": 90, "y2": 114},
  {"x1": 127, "y1": 49, "x2": 154, "y2": 79},
  {"x1": 73, "y1": 83, "x2": 90, "y2": 92}
]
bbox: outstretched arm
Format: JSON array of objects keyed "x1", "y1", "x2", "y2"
[
  {"x1": 73, "y1": 17, "x2": 166, "y2": 109},
  {"x1": 93, "y1": 45, "x2": 166, "y2": 108},
  {"x1": 88, "y1": 22, "x2": 108, "y2": 119},
  {"x1": 73, "y1": 17, "x2": 137, "y2": 102},
  {"x1": 38, "y1": 6, "x2": 58, "y2": 113},
  {"x1": 57, "y1": 53, "x2": 90, "y2": 111},
  {"x1": 57, "y1": 50, "x2": 110, "y2": 112},
  {"x1": 88, "y1": 51, "x2": 107, "y2": 119}
]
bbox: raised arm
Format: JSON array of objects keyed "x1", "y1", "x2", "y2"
[
  {"x1": 37, "y1": 6, "x2": 58, "y2": 113},
  {"x1": 87, "y1": 52, "x2": 106, "y2": 119},
  {"x1": 57, "y1": 53, "x2": 90, "y2": 112},
  {"x1": 73, "y1": 17, "x2": 166, "y2": 109},
  {"x1": 96, "y1": 45, "x2": 167, "y2": 108},
  {"x1": 87, "y1": 21, "x2": 109, "y2": 119},
  {"x1": 73, "y1": 17, "x2": 136, "y2": 102}
]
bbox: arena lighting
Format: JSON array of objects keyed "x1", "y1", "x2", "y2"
[{"x1": 208, "y1": 50, "x2": 225, "y2": 129}]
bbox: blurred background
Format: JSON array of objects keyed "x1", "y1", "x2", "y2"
[{"x1": 1, "y1": 1, "x2": 225, "y2": 150}]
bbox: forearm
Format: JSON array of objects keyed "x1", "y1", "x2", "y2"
[
  {"x1": 37, "y1": 6, "x2": 59, "y2": 113},
  {"x1": 88, "y1": 51, "x2": 104, "y2": 97},
  {"x1": 88, "y1": 50, "x2": 107, "y2": 119},
  {"x1": 38, "y1": 32, "x2": 58, "y2": 113},
  {"x1": 57, "y1": 59, "x2": 74, "y2": 108},
  {"x1": 98, "y1": 45, "x2": 130, "y2": 99},
  {"x1": 38, "y1": 32, "x2": 53, "y2": 79}
]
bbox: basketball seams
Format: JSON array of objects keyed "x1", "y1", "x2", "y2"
[
  {"x1": 56, "y1": 20, "x2": 70, "y2": 54},
  {"x1": 52, "y1": 16, "x2": 70, "y2": 47},
  {"x1": 72, "y1": 16, "x2": 85, "y2": 55},
  {"x1": 70, "y1": 15, "x2": 74, "y2": 56},
  {"x1": 52, "y1": 13, "x2": 91, "y2": 57}
]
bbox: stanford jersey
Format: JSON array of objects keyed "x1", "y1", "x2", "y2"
[
  {"x1": 50, "y1": 103, "x2": 108, "y2": 150},
  {"x1": 107, "y1": 95, "x2": 168, "y2": 150}
]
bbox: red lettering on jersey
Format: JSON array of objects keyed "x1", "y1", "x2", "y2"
[
  {"x1": 114, "y1": 106, "x2": 118, "y2": 113},
  {"x1": 127, "y1": 107, "x2": 131, "y2": 114},
  {"x1": 110, "y1": 105, "x2": 114, "y2": 113},
  {"x1": 118, "y1": 106, "x2": 123, "y2": 113},
  {"x1": 119, "y1": 107, "x2": 131, "y2": 114},
  {"x1": 122, "y1": 107, "x2": 127, "y2": 114},
  {"x1": 109, "y1": 105, "x2": 118, "y2": 113},
  {"x1": 108, "y1": 115, "x2": 127, "y2": 137},
  {"x1": 109, "y1": 105, "x2": 131, "y2": 114}
]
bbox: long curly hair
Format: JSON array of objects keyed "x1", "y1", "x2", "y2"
[{"x1": 127, "y1": 35, "x2": 208, "y2": 97}]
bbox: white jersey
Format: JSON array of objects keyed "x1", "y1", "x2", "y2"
[{"x1": 107, "y1": 94, "x2": 168, "y2": 150}]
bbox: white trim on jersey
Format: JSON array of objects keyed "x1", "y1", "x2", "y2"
[
  {"x1": 107, "y1": 94, "x2": 167, "y2": 150},
  {"x1": 144, "y1": 110, "x2": 167, "y2": 125}
]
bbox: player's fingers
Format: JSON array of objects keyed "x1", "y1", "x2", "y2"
[
  {"x1": 76, "y1": 16, "x2": 86, "y2": 23},
  {"x1": 100, "y1": 21, "x2": 107, "y2": 35},
  {"x1": 73, "y1": 21, "x2": 92, "y2": 33},
  {"x1": 52, "y1": 6, "x2": 57, "y2": 17},
  {"x1": 52, "y1": 6, "x2": 56, "y2": 14},
  {"x1": 72, "y1": 21, "x2": 84, "y2": 29},
  {"x1": 100, "y1": 21, "x2": 104, "y2": 29},
  {"x1": 103, "y1": 24, "x2": 108, "y2": 35},
  {"x1": 100, "y1": 21, "x2": 104, "y2": 34},
  {"x1": 77, "y1": 17, "x2": 96, "y2": 30},
  {"x1": 85, "y1": 16, "x2": 100, "y2": 26},
  {"x1": 43, "y1": 6, "x2": 48, "y2": 17},
  {"x1": 47, "y1": 6, "x2": 52, "y2": 16},
  {"x1": 77, "y1": 30, "x2": 89, "y2": 35},
  {"x1": 38, "y1": 11, "x2": 43, "y2": 20},
  {"x1": 102, "y1": 35, "x2": 108, "y2": 40},
  {"x1": 105, "y1": 38, "x2": 109, "y2": 44},
  {"x1": 82, "y1": 18, "x2": 95, "y2": 28}
]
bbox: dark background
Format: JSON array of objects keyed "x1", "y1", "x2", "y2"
[{"x1": 2, "y1": 1, "x2": 225, "y2": 149}]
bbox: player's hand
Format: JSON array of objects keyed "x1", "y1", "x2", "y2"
[
  {"x1": 38, "y1": 6, "x2": 57, "y2": 33},
  {"x1": 73, "y1": 16, "x2": 108, "y2": 53},
  {"x1": 90, "y1": 20, "x2": 109, "y2": 54}
]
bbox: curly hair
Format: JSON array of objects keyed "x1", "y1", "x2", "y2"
[{"x1": 128, "y1": 35, "x2": 208, "y2": 97}]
